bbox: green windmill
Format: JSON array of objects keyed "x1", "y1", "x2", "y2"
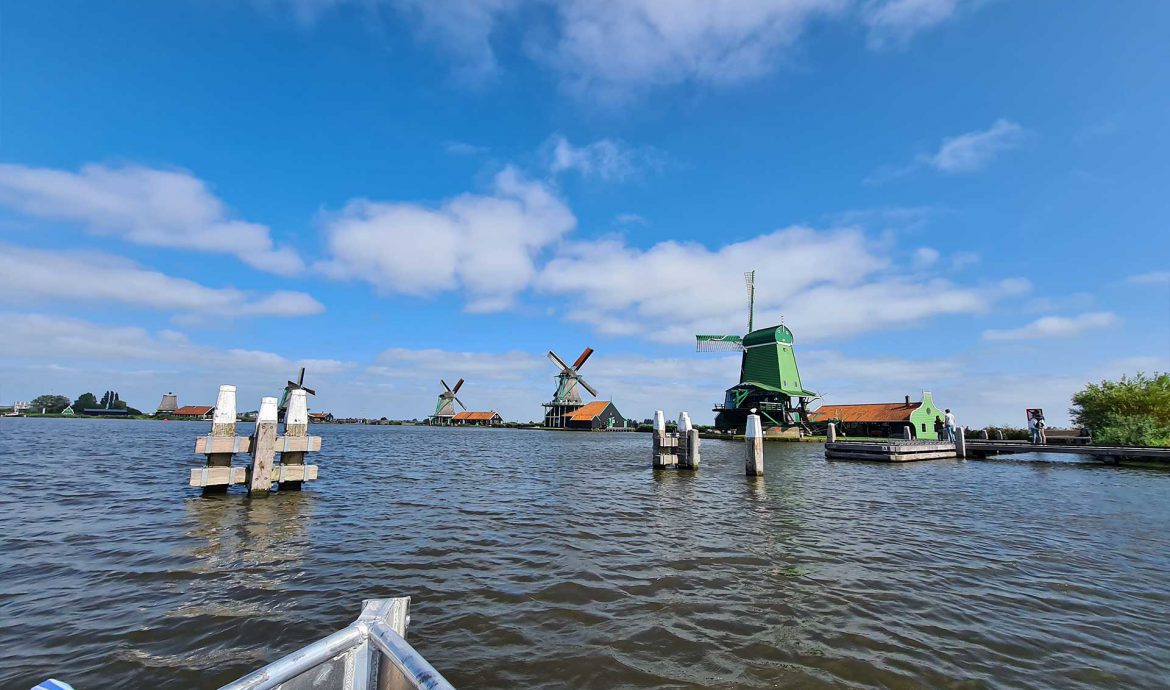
[{"x1": 696, "y1": 271, "x2": 819, "y2": 433}]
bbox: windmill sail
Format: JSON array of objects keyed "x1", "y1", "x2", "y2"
[{"x1": 696, "y1": 335, "x2": 745, "y2": 352}]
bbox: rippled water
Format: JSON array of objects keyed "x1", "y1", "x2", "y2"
[{"x1": 2, "y1": 418, "x2": 1169, "y2": 689}]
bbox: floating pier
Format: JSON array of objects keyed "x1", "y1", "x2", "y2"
[{"x1": 189, "y1": 384, "x2": 323, "y2": 495}]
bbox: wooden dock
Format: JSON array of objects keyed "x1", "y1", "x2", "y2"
[{"x1": 965, "y1": 441, "x2": 1170, "y2": 463}]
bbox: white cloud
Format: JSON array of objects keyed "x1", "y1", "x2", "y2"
[
  {"x1": 615, "y1": 213, "x2": 649, "y2": 226},
  {"x1": 536, "y1": 226, "x2": 1015, "y2": 343},
  {"x1": 444, "y1": 140, "x2": 489, "y2": 155},
  {"x1": 318, "y1": 166, "x2": 575, "y2": 312},
  {"x1": 546, "y1": 135, "x2": 662, "y2": 182},
  {"x1": 862, "y1": 0, "x2": 960, "y2": 49},
  {"x1": 0, "y1": 163, "x2": 303, "y2": 275},
  {"x1": 0, "y1": 245, "x2": 323, "y2": 317},
  {"x1": 1128, "y1": 271, "x2": 1170, "y2": 286},
  {"x1": 273, "y1": 0, "x2": 975, "y2": 95},
  {"x1": 913, "y1": 246, "x2": 939, "y2": 267},
  {"x1": 926, "y1": 119, "x2": 1025, "y2": 173},
  {"x1": 0, "y1": 312, "x2": 349, "y2": 383},
  {"x1": 983, "y1": 312, "x2": 1119, "y2": 341}
]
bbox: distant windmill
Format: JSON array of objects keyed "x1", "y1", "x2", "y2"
[
  {"x1": 279, "y1": 367, "x2": 316, "y2": 422},
  {"x1": 548, "y1": 347, "x2": 598, "y2": 404},
  {"x1": 542, "y1": 347, "x2": 599, "y2": 428},
  {"x1": 431, "y1": 378, "x2": 466, "y2": 425}
]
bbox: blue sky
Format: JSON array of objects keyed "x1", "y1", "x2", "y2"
[{"x1": 1, "y1": 0, "x2": 1167, "y2": 425}]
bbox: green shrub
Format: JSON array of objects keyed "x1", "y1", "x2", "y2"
[{"x1": 1071, "y1": 372, "x2": 1170, "y2": 447}]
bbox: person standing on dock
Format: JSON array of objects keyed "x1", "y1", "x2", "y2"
[
  {"x1": 934, "y1": 415, "x2": 944, "y2": 440},
  {"x1": 944, "y1": 409, "x2": 957, "y2": 443},
  {"x1": 1029, "y1": 410, "x2": 1047, "y2": 445}
]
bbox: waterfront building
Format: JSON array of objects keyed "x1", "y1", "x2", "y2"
[
  {"x1": 564, "y1": 400, "x2": 627, "y2": 431},
  {"x1": 811, "y1": 392, "x2": 944, "y2": 439},
  {"x1": 452, "y1": 411, "x2": 503, "y2": 426},
  {"x1": 171, "y1": 405, "x2": 215, "y2": 420}
]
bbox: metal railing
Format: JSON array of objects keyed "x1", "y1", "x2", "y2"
[{"x1": 220, "y1": 598, "x2": 454, "y2": 690}]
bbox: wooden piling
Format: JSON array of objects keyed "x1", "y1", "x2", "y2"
[
  {"x1": 682, "y1": 428, "x2": 701, "y2": 469},
  {"x1": 280, "y1": 389, "x2": 308, "y2": 491},
  {"x1": 979, "y1": 429, "x2": 989, "y2": 440},
  {"x1": 903, "y1": 425, "x2": 913, "y2": 440},
  {"x1": 203, "y1": 385, "x2": 237, "y2": 495},
  {"x1": 745, "y1": 414, "x2": 764, "y2": 476},
  {"x1": 652, "y1": 410, "x2": 666, "y2": 453},
  {"x1": 249, "y1": 396, "x2": 279, "y2": 495},
  {"x1": 956, "y1": 427, "x2": 967, "y2": 459},
  {"x1": 827, "y1": 422, "x2": 836, "y2": 444}
]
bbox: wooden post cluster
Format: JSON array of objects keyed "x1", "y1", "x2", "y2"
[
  {"x1": 745, "y1": 414, "x2": 764, "y2": 476},
  {"x1": 189, "y1": 384, "x2": 322, "y2": 495},
  {"x1": 651, "y1": 410, "x2": 700, "y2": 470}
]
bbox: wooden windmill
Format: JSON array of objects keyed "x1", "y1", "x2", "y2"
[
  {"x1": 279, "y1": 367, "x2": 316, "y2": 422},
  {"x1": 694, "y1": 270, "x2": 818, "y2": 433},
  {"x1": 541, "y1": 347, "x2": 598, "y2": 428},
  {"x1": 429, "y1": 378, "x2": 466, "y2": 425}
]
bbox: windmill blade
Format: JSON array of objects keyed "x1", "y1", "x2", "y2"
[
  {"x1": 571, "y1": 347, "x2": 594, "y2": 370},
  {"x1": 441, "y1": 379, "x2": 452, "y2": 392},
  {"x1": 302, "y1": 386, "x2": 316, "y2": 396},
  {"x1": 454, "y1": 396, "x2": 467, "y2": 410},
  {"x1": 547, "y1": 350, "x2": 570, "y2": 370},
  {"x1": 696, "y1": 335, "x2": 745, "y2": 352},
  {"x1": 297, "y1": 367, "x2": 306, "y2": 386},
  {"x1": 452, "y1": 378, "x2": 464, "y2": 393},
  {"x1": 744, "y1": 270, "x2": 755, "y2": 332},
  {"x1": 578, "y1": 376, "x2": 599, "y2": 398}
]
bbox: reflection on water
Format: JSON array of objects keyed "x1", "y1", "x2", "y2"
[{"x1": 2, "y1": 418, "x2": 1170, "y2": 690}]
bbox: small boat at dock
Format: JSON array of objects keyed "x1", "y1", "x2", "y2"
[{"x1": 219, "y1": 598, "x2": 454, "y2": 690}]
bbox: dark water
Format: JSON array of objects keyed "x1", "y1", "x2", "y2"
[{"x1": 1, "y1": 419, "x2": 1168, "y2": 689}]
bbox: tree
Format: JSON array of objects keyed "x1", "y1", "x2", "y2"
[
  {"x1": 72, "y1": 392, "x2": 99, "y2": 413},
  {"x1": 30, "y1": 394, "x2": 72, "y2": 414},
  {"x1": 1070, "y1": 372, "x2": 1170, "y2": 447}
]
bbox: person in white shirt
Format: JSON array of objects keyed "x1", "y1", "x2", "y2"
[{"x1": 944, "y1": 409, "x2": 957, "y2": 443}]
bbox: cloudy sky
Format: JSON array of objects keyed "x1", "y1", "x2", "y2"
[{"x1": 1, "y1": 1, "x2": 1167, "y2": 425}]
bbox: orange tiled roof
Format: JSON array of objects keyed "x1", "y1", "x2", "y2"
[
  {"x1": 812, "y1": 402, "x2": 918, "y2": 423},
  {"x1": 173, "y1": 405, "x2": 213, "y2": 416},
  {"x1": 453, "y1": 411, "x2": 499, "y2": 421},
  {"x1": 569, "y1": 400, "x2": 611, "y2": 421}
]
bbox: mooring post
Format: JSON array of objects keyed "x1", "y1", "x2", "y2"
[
  {"x1": 745, "y1": 414, "x2": 764, "y2": 476},
  {"x1": 956, "y1": 426, "x2": 967, "y2": 459},
  {"x1": 249, "y1": 396, "x2": 279, "y2": 495},
  {"x1": 280, "y1": 389, "x2": 308, "y2": 491},
  {"x1": 685, "y1": 428, "x2": 701, "y2": 469},
  {"x1": 827, "y1": 422, "x2": 836, "y2": 444},
  {"x1": 903, "y1": 425, "x2": 913, "y2": 440},
  {"x1": 994, "y1": 429, "x2": 1004, "y2": 440},
  {"x1": 979, "y1": 429, "x2": 989, "y2": 440},
  {"x1": 676, "y1": 411, "x2": 691, "y2": 460},
  {"x1": 652, "y1": 410, "x2": 666, "y2": 453},
  {"x1": 203, "y1": 385, "x2": 237, "y2": 494}
]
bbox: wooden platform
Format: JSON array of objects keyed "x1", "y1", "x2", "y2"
[
  {"x1": 965, "y1": 441, "x2": 1170, "y2": 463},
  {"x1": 826, "y1": 440, "x2": 957, "y2": 462},
  {"x1": 189, "y1": 464, "x2": 319, "y2": 487}
]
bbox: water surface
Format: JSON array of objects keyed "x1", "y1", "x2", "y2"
[{"x1": 1, "y1": 418, "x2": 1168, "y2": 689}]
